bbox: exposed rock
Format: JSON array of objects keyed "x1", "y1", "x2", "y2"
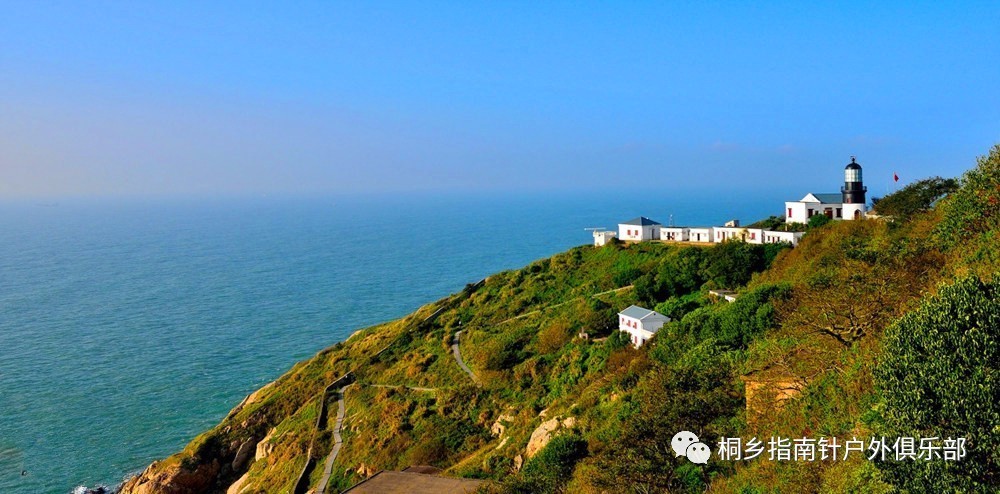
[
  {"x1": 356, "y1": 463, "x2": 375, "y2": 477},
  {"x1": 118, "y1": 459, "x2": 221, "y2": 494},
  {"x1": 255, "y1": 428, "x2": 277, "y2": 460},
  {"x1": 231, "y1": 438, "x2": 254, "y2": 471},
  {"x1": 525, "y1": 416, "x2": 576, "y2": 459},
  {"x1": 491, "y1": 413, "x2": 514, "y2": 437},
  {"x1": 226, "y1": 472, "x2": 248, "y2": 494},
  {"x1": 494, "y1": 437, "x2": 509, "y2": 451},
  {"x1": 513, "y1": 454, "x2": 523, "y2": 471}
]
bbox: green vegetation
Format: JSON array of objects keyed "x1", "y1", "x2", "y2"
[
  {"x1": 127, "y1": 144, "x2": 1000, "y2": 494},
  {"x1": 875, "y1": 276, "x2": 1000, "y2": 491},
  {"x1": 871, "y1": 176, "x2": 958, "y2": 220},
  {"x1": 807, "y1": 212, "x2": 832, "y2": 229},
  {"x1": 748, "y1": 215, "x2": 807, "y2": 232}
]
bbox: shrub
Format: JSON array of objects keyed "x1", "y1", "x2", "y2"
[
  {"x1": 936, "y1": 144, "x2": 1000, "y2": 246},
  {"x1": 521, "y1": 433, "x2": 589, "y2": 491},
  {"x1": 807, "y1": 214, "x2": 832, "y2": 229},
  {"x1": 874, "y1": 276, "x2": 1000, "y2": 491}
]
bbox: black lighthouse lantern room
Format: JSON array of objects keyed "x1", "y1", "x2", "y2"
[{"x1": 842, "y1": 156, "x2": 867, "y2": 204}]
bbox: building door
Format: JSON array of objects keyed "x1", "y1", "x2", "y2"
[{"x1": 854, "y1": 210, "x2": 862, "y2": 219}]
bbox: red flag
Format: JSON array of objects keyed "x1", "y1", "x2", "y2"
[{"x1": 893, "y1": 172, "x2": 899, "y2": 182}]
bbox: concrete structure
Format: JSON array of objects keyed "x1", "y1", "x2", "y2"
[
  {"x1": 762, "y1": 230, "x2": 805, "y2": 246},
  {"x1": 618, "y1": 305, "x2": 670, "y2": 348},
  {"x1": 714, "y1": 226, "x2": 748, "y2": 243},
  {"x1": 709, "y1": 289, "x2": 738, "y2": 302},
  {"x1": 592, "y1": 230, "x2": 617, "y2": 246},
  {"x1": 660, "y1": 227, "x2": 690, "y2": 241},
  {"x1": 745, "y1": 228, "x2": 764, "y2": 244},
  {"x1": 618, "y1": 216, "x2": 662, "y2": 242},
  {"x1": 785, "y1": 157, "x2": 868, "y2": 224},
  {"x1": 688, "y1": 227, "x2": 714, "y2": 243}
]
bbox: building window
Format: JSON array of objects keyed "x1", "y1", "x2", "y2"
[
  {"x1": 836, "y1": 208, "x2": 842, "y2": 218},
  {"x1": 788, "y1": 207, "x2": 792, "y2": 217}
]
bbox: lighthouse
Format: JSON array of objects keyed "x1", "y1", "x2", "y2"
[{"x1": 841, "y1": 156, "x2": 867, "y2": 219}]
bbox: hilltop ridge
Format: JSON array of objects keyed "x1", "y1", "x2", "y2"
[{"x1": 120, "y1": 145, "x2": 1000, "y2": 494}]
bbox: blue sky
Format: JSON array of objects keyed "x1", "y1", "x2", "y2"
[{"x1": 1, "y1": 1, "x2": 998, "y2": 198}]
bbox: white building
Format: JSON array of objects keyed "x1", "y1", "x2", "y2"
[
  {"x1": 618, "y1": 217, "x2": 662, "y2": 242},
  {"x1": 592, "y1": 230, "x2": 617, "y2": 246},
  {"x1": 762, "y1": 230, "x2": 805, "y2": 246},
  {"x1": 745, "y1": 228, "x2": 764, "y2": 244},
  {"x1": 618, "y1": 305, "x2": 670, "y2": 348},
  {"x1": 660, "y1": 227, "x2": 690, "y2": 242},
  {"x1": 714, "y1": 226, "x2": 748, "y2": 243},
  {"x1": 785, "y1": 158, "x2": 868, "y2": 224},
  {"x1": 688, "y1": 227, "x2": 714, "y2": 243},
  {"x1": 709, "y1": 289, "x2": 739, "y2": 302}
]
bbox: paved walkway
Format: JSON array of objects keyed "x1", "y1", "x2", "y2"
[
  {"x1": 451, "y1": 330, "x2": 479, "y2": 384},
  {"x1": 317, "y1": 386, "x2": 349, "y2": 494}
]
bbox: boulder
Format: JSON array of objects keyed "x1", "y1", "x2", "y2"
[
  {"x1": 231, "y1": 438, "x2": 254, "y2": 471},
  {"x1": 118, "y1": 459, "x2": 221, "y2": 494},
  {"x1": 255, "y1": 428, "x2": 277, "y2": 461},
  {"x1": 525, "y1": 416, "x2": 576, "y2": 459},
  {"x1": 226, "y1": 472, "x2": 249, "y2": 494}
]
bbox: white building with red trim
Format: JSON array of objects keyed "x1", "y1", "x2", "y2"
[
  {"x1": 618, "y1": 305, "x2": 670, "y2": 348},
  {"x1": 618, "y1": 217, "x2": 662, "y2": 242}
]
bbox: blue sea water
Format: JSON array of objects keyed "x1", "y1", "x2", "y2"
[{"x1": 0, "y1": 190, "x2": 778, "y2": 493}]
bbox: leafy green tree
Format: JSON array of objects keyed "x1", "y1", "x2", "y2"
[
  {"x1": 871, "y1": 176, "x2": 958, "y2": 220},
  {"x1": 807, "y1": 213, "x2": 832, "y2": 229},
  {"x1": 936, "y1": 144, "x2": 1000, "y2": 246},
  {"x1": 701, "y1": 241, "x2": 768, "y2": 288},
  {"x1": 874, "y1": 276, "x2": 1000, "y2": 492},
  {"x1": 748, "y1": 215, "x2": 786, "y2": 230},
  {"x1": 656, "y1": 248, "x2": 706, "y2": 297}
]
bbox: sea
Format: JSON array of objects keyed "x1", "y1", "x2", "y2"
[{"x1": 0, "y1": 190, "x2": 777, "y2": 493}]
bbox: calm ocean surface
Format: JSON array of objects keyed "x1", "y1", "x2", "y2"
[{"x1": 0, "y1": 191, "x2": 777, "y2": 493}]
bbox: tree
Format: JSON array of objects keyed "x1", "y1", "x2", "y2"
[
  {"x1": 871, "y1": 176, "x2": 958, "y2": 220},
  {"x1": 701, "y1": 241, "x2": 768, "y2": 288},
  {"x1": 807, "y1": 214, "x2": 832, "y2": 229},
  {"x1": 936, "y1": 144, "x2": 1000, "y2": 246},
  {"x1": 780, "y1": 262, "x2": 908, "y2": 347},
  {"x1": 874, "y1": 276, "x2": 1000, "y2": 492}
]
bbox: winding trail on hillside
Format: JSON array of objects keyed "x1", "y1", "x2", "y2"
[
  {"x1": 494, "y1": 285, "x2": 634, "y2": 325},
  {"x1": 316, "y1": 385, "x2": 349, "y2": 494},
  {"x1": 291, "y1": 279, "x2": 487, "y2": 493},
  {"x1": 451, "y1": 330, "x2": 479, "y2": 384}
]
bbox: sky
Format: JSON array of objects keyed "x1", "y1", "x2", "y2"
[{"x1": 1, "y1": 1, "x2": 998, "y2": 199}]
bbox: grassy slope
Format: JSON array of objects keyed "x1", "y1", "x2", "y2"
[{"x1": 132, "y1": 145, "x2": 1000, "y2": 494}]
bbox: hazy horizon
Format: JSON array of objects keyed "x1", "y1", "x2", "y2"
[{"x1": 2, "y1": 2, "x2": 998, "y2": 199}]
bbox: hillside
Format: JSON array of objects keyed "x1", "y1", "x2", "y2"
[{"x1": 120, "y1": 144, "x2": 1000, "y2": 494}]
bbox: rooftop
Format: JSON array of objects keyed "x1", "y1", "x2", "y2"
[
  {"x1": 619, "y1": 305, "x2": 668, "y2": 321},
  {"x1": 620, "y1": 216, "x2": 662, "y2": 226},
  {"x1": 801, "y1": 193, "x2": 843, "y2": 204}
]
